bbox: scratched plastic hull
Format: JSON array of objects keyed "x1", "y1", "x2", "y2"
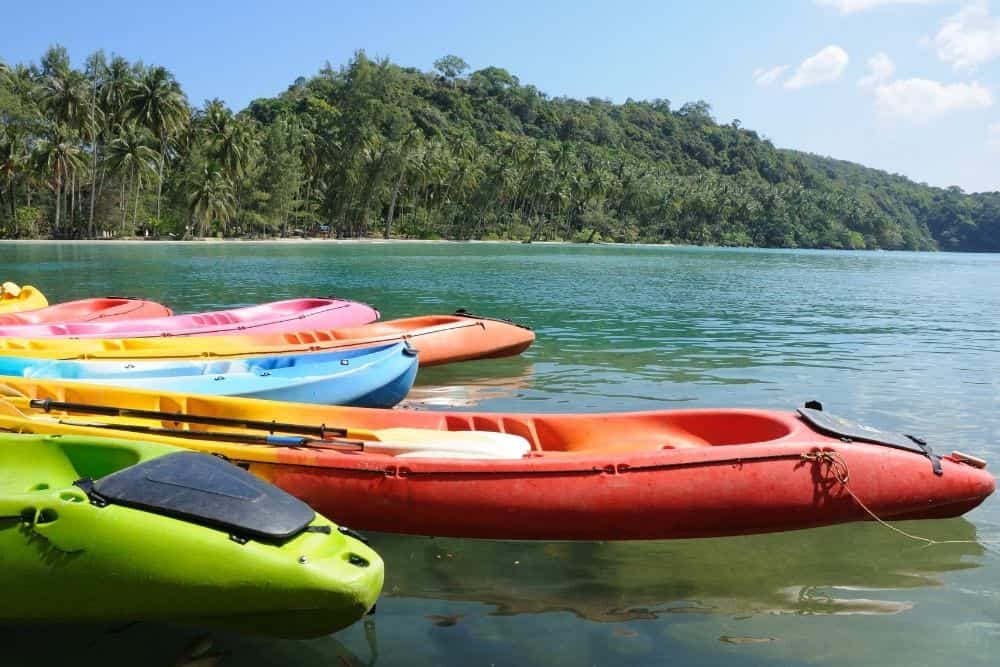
[{"x1": 0, "y1": 378, "x2": 992, "y2": 541}]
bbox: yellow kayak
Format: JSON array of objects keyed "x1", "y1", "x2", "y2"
[{"x1": 0, "y1": 283, "x2": 48, "y2": 313}]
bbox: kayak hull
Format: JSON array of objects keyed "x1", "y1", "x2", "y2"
[
  {"x1": 256, "y1": 440, "x2": 991, "y2": 540},
  {"x1": 306, "y1": 312, "x2": 535, "y2": 366},
  {"x1": 0, "y1": 433, "x2": 383, "y2": 637},
  {"x1": 0, "y1": 343, "x2": 419, "y2": 407},
  {"x1": 0, "y1": 297, "x2": 171, "y2": 326},
  {"x1": 0, "y1": 312, "x2": 534, "y2": 367},
  {"x1": 0, "y1": 379, "x2": 992, "y2": 541},
  {"x1": 0, "y1": 297, "x2": 378, "y2": 338}
]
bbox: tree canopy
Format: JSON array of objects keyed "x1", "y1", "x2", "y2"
[{"x1": 2, "y1": 47, "x2": 998, "y2": 250}]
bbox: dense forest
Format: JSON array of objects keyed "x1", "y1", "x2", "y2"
[{"x1": 1, "y1": 47, "x2": 999, "y2": 250}]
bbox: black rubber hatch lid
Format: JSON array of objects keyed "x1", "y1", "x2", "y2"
[
  {"x1": 798, "y1": 406, "x2": 942, "y2": 475},
  {"x1": 83, "y1": 451, "x2": 316, "y2": 540}
]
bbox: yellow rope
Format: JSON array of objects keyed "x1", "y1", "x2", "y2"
[{"x1": 800, "y1": 450, "x2": 1000, "y2": 553}]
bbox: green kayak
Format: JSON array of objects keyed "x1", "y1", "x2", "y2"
[{"x1": 0, "y1": 433, "x2": 383, "y2": 638}]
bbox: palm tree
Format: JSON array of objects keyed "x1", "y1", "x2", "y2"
[
  {"x1": 189, "y1": 166, "x2": 235, "y2": 237},
  {"x1": 383, "y1": 129, "x2": 422, "y2": 239},
  {"x1": 41, "y1": 69, "x2": 89, "y2": 129},
  {"x1": 82, "y1": 52, "x2": 110, "y2": 238},
  {"x1": 0, "y1": 135, "x2": 31, "y2": 229},
  {"x1": 100, "y1": 57, "x2": 135, "y2": 129},
  {"x1": 41, "y1": 65, "x2": 90, "y2": 234},
  {"x1": 34, "y1": 124, "x2": 86, "y2": 236},
  {"x1": 194, "y1": 100, "x2": 260, "y2": 235},
  {"x1": 106, "y1": 124, "x2": 158, "y2": 234},
  {"x1": 200, "y1": 100, "x2": 257, "y2": 181},
  {"x1": 126, "y1": 66, "x2": 189, "y2": 223},
  {"x1": 298, "y1": 124, "x2": 321, "y2": 231}
]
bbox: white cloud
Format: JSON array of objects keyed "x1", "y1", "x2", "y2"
[
  {"x1": 874, "y1": 78, "x2": 993, "y2": 122},
  {"x1": 858, "y1": 52, "x2": 896, "y2": 86},
  {"x1": 989, "y1": 121, "x2": 1000, "y2": 148},
  {"x1": 785, "y1": 46, "x2": 850, "y2": 89},
  {"x1": 931, "y1": 2, "x2": 1000, "y2": 71},
  {"x1": 817, "y1": 0, "x2": 939, "y2": 14},
  {"x1": 752, "y1": 65, "x2": 789, "y2": 87}
]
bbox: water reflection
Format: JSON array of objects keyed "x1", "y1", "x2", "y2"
[
  {"x1": 0, "y1": 619, "x2": 377, "y2": 667},
  {"x1": 406, "y1": 359, "x2": 535, "y2": 409},
  {"x1": 374, "y1": 520, "x2": 986, "y2": 621},
  {"x1": 2, "y1": 243, "x2": 998, "y2": 665}
]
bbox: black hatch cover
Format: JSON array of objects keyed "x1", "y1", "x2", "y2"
[
  {"x1": 798, "y1": 406, "x2": 942, "y2": 476},
  {"x1": 78, "y1": 451, "x2": 316, "y2": 540}
]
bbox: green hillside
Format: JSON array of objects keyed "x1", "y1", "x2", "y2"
[{"x1": 2, "y1": 48, "x2": 998, "y2": 250}]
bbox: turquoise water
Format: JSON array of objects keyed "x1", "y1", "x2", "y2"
[{"x1": 1, "y1": 241, "x2": 998, "y2": 666}]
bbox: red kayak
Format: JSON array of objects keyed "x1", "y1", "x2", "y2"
[
  {"x1": 257, "y1": 404, "x2": 994, "y2": 540},
  {"x1": 0, "y1": 298, "x2": 171, "y2": 326},
  {"x1": 3, "y1": 380, "x2": 992, "y2": 541}
]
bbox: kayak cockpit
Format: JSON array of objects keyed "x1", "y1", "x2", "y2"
[{"x1": 430, "y1": 410, "x2": 797, "y2": 453}]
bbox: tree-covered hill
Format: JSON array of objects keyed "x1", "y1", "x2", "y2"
[{"x1": 2, "y1": 47, "x2": 998, "y2": 250}]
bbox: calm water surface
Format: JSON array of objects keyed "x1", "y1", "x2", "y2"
[{"x1": 1, "y1": 241, "x2": 998, "y2": 666}]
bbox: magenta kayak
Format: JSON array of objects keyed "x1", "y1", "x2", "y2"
[{"x1": 0, "y1": 298, "x2": 379, "y2": 339}]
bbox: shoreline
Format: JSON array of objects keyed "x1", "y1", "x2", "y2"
[
  {"x1": 5, "y1": 239, "x2": 983, "y2": 253},
  {"x1": 0, "y1": 237, "x2": 583, "y2": 246}
]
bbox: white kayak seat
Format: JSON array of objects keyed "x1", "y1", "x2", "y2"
[{"x1": 367, "y1": 429, "x2": 531, "y2": 459}]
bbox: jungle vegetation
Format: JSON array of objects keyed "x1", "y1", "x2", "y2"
[{"x1": 2, "y1": 46, "x2": 998, "y2": 250}]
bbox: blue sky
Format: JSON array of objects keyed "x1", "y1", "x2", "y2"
[{"x1": 4, "y1": 0, "x2": 1000, "y2": 192}]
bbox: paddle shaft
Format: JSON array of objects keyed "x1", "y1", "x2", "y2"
[
  {"x1": 13, "y1": 396, "x2": 532, "y2": 452},
  {"x1": 0, "y1": 398, "x2": 532, "y2": 458},
  {"x1": 29, "y1": 397, "x2": 343, "y2": 438},
  {"x1": 61, "y1": 419, "x2": 366, "y2": 450}
]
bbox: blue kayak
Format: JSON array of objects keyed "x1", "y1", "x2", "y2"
[{"x1": 0, "y1": 343, "x2": 418, "y2": 407}]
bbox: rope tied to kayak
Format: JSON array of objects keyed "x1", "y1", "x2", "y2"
[
  {"x1": 800, "y1": 450, "x2": 850, "y2": 484},
  {"x1": 801, "y1": 449, "x2": 999, "y2": 553}
]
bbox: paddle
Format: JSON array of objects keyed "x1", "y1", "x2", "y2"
[
  {"x1": 39, "y1": 420, "x2": 527, "y2": 458},
  {"x1": 55, "y1": 420, "x2": 366, "y2": 450},
  {"x1": 26, "y1": 396, "x2": 340, "y2": 438},
  {"x1": 0, "y1": 392, "x2": 532, "y2": 458}
]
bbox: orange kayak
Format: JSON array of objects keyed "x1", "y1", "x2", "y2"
[
  {"x1": 0, "y1": 379, "x2": 992, "y2": 541},
  {"x1": 0, "y1": 311, "x2": 535, "y2": 367},
  {"x1": 0, "y1": 297, "x2": 171, "y2": 326},
  {"x1": 269, "y1": 311, "x2": 534, "y2": 367}
]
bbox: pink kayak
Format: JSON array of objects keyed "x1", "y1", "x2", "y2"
[
  {"x1": 0, "y1": 298, "x2": 379, "y2": 339},
  {"x1": 0, "y1": 297, "x2": 172, "y2": 326}
]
